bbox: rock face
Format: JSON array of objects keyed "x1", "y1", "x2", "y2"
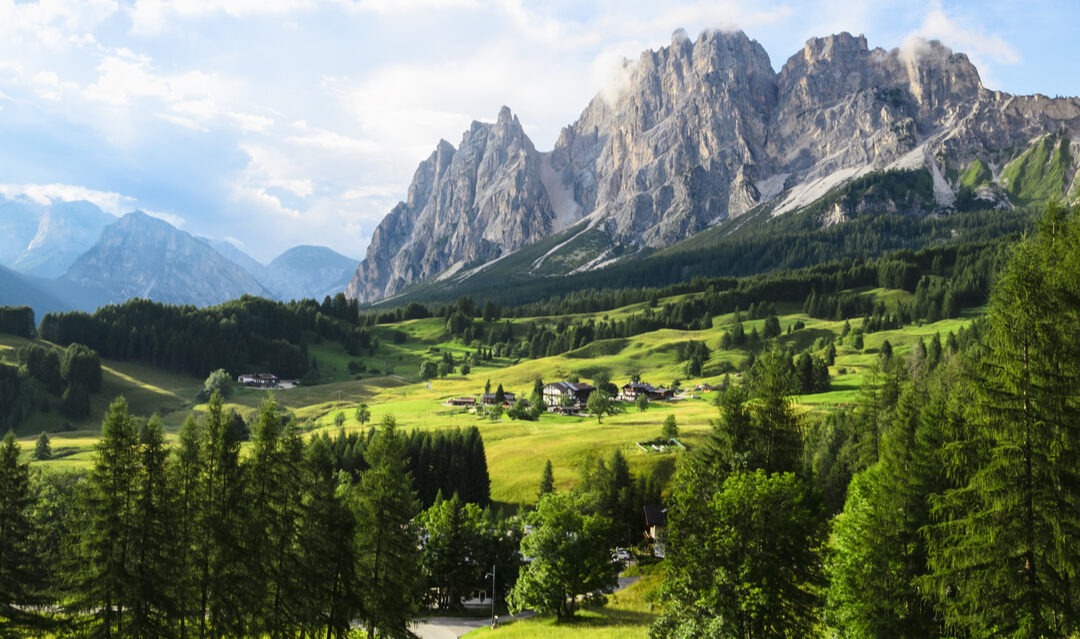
[
  {"x1": 346, "y1": 107, "x2": 559, "y2": 301},
  {"x1": 348, "y1": 30, "x2": 1080, "y2": 302},
  {"x1": 64, "y1": 211, "x2": 273, "y2": 307}
]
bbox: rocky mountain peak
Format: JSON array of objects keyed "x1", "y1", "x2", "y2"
[
  {"x1": 64, "y1": 210, "x2": 272, "y2": 306},
  {"x1": 346, "y1": 30, "x2": 1080, "y2": 303},
  {"x1": 346, "y1": 106, "x2": 556, "y2": 302}
]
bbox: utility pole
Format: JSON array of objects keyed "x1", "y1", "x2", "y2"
[{"x1": 486, "y1": 564, "x2": 496, "y2": 628}]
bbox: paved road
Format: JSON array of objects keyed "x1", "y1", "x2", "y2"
[{"x1": 412, "y1": 577, "x2": 639, "y2": 639}]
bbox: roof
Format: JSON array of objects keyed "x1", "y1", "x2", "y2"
[
  {"x1": 545, "y1": 381, "x2": 595, "y2": 393},
  {"x1": 644, "y1": 505, "x2": 667, "y2": 527}
]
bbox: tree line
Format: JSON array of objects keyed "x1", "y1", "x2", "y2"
[
  {"x1": 37, "y1": 295, "x2": 371, "y2": 381},
  {"x1": 0, "y1": 392, "x2": 513, "y2": 638}
]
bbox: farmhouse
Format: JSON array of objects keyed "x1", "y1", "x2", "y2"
[
  {"x1": 448, "y1": 397, "x2": 477, "y2": 407},
  {"x1": 481, "y1": 392, "x2": 516, "y2": 406},
  {"x1": 237, "y1": 373, "x2": 279, "y2": 388},
  {"x1": 543, "y1": 381, "x2": 595, "y2": 409},
  {"x1": 644, "y1": 504, "x2": 668, "y2": 558},
  {"x1": 619, "y1": 382, "x2": 675, "y2": 402}
]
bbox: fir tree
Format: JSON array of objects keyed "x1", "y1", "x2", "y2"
[
  {"x1": 349, "y1": 415, "x2": 422, "y2": 638},
  {"x1": 0, "y1": 432, "x2": 49, "y2": 636}
]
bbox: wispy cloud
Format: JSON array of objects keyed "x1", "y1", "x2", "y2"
[{"x1": 0, "y1": 0, "x2": 1064, "y2": 261}]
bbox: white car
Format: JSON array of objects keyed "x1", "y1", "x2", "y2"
[{"x1": 611, "y1": 548, "x2": 631, "y2": 562}]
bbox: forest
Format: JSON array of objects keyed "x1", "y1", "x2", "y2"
[{"x1": 652, "y1": 203, "x2": 1080, "y2": 638}]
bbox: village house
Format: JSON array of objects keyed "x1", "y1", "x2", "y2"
[
  {"x1": 543, "y1": 381, "x2": 595, "y2": 409},
  {"x1": 237, "y1": 373, "x2": 279, "y2": 388},
  {"x1": 481, "y1": 392, "x2": 516, "y2": 406},
  {"x1": 619, "y1": 382, "x2": 675, "y2": 402},
  {"x1": 643, "y1": 504, "x2": 667, "y2": 558}
]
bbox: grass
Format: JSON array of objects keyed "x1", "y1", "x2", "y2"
[
  {"x1": 463, "y1": 566, "x2": 664, "y2": 639},
  {"x1": 1001, "y1": 133, "x2": 1071, "y2": 206},
  {"x1": 7, "y1": 290, "x2": 977, "y2": 511}
]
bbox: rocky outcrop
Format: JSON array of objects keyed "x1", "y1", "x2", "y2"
[
  {"x1": 346, "y1": 107, "x2": 558, "y2": 301},
  {"x1": 347, "y1": 30, "x2": 1080, "y2": 302},
  {"x1": 64, "y1": 211, "x2": 272, "y2": 307}
]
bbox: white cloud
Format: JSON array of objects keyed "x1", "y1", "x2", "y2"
[
  {"x1": 910, "y1": 1, "x2": 1019, "y2": 65},
  {"x1": 0, "y1": 182, "x2": 131, "y2": 215},
  {"x1": 128, "y1": 0, "x2": 316, "y2": 35}
]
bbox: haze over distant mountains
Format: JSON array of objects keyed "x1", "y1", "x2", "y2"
[
  {"x1": 0, "y1": 199, "x2": 358, "y2": 314},
  {"x1": 346, "y1": 30, "x2": 1080, "y2": 302}
]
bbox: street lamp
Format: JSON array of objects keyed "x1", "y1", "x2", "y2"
[{"x1": 485, "y1": 564, "x2": 496, "y2": 628}]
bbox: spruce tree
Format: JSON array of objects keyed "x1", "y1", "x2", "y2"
[
  {"x1": 128, "y1": 415, "x2": 178, "y2": 638},
  {"x1": 34, "y1": 431, "x2": 51, "y2": 460},
  {"x1": 924, "y1": 204, "x2": 1080, "y2": 637},
  {"x1": 538, "y1": 459, "x2": 555, "y2": 498},
  {"x1": 0, "y1": 432, "x2": 49, "y2": 636},
  {"x1": 349, "y1": 415, "x2": 422, "y2": 638},
  {"x1": 73, "y1": 396, "x2": 140, "y2": 638}
]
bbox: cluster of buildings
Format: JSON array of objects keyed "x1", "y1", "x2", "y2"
[{"x1": 448, "y1": 379, "x2": 679, "y2": 415}]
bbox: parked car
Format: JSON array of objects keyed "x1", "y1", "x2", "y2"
[{"x1": 611, "y1": 547, "x2": 632, "y2": 562}]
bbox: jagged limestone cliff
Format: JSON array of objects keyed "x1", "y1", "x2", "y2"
[{"x1": 348, "y1": 30, "x2": 1080, "y2": 302}]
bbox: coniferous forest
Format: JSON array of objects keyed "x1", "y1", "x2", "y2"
[{"x1": 651, "y1": 203, "x2": 1080, "y2": 638}]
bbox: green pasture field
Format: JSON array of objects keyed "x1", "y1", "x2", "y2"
[{"x1": 4, "y1": 299, "x2": 977, "y2": 507}]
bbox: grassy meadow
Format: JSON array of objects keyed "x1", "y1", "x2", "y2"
[{"x1": 3, "y1": 290, "x2": 977, "y2": 510}]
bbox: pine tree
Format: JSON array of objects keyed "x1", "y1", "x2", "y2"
[
  {"x1": 0, "y1": 432, "x2": 49, "y2": 636},
  {"x1": 349, "y1": 415, "x2": 422, "y2": 639},
  {"x1": 193, "y1": 391, "x2": 247, "y2": 638},
  {"x1": 538, "y1": 459, "x2": 555, "y2": 498},
  {"x1": 128, "y1": 415, "x2": 178, "y2": 638},
  {"x1": 294, "y1": 437, "x2": 359, "y2": 639},
  {"x1": 72, "y1": 396, "x2": 141, "y2": 638},
  {"x1": 924, "y1": 204, "x2": 1080, "y2": 637},
  {"x1": 34, "y1": 431, "x2": 51, "y2": 460},
  {"x1": 243, "y1": 395, "x2": 304, "y2": 637}
]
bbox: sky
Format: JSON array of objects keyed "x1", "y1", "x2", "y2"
[{"x1": 0, "y1": 0, "x2": 1076, "y2": 264}]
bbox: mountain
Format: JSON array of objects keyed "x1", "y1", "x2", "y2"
[
  {"x1": 347, "y1": 30, "x2": 1080, "y2": 302},
  {"x1": 13, "y1": 200, "x2": 115, "y2": 277},
  {"x1": 62, "y1": 211, "x2": 273, "y2": 307},
  {"x1": 200, "y1": 237, "x2": 267, "y2": 281},
  {"x1": 0, "y1": 197, "x2": 116, "y2": 278},
  {"x1": 0, "y1": 264, "x2": 70, "y2": 317},
  {"x1": 0, "y1": 198, "x2": 44, "y2": 265},
  {"x1": 261, "y1": 245, "x2": 357, "y2": 301},
  {"x1": 347, "y1": 107, "x2": 560, "y2": 301}
]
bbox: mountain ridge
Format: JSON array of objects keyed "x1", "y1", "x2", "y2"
[{"x1": 346, "y1": 29, "x2": 1080, "y2": 302}]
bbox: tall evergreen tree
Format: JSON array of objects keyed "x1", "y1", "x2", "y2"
[
  {"x1": 0, "y1": 432, "x2": 49, "y2": 636},
  {"x1": 243, "y1": 395, "x2": 304, "y2": 638},
  {"x1": 538, "y1": 459, "x2": 555, "y2": 498},
  {"x1": 193, "y1": 391, "x2": 247, "y2": 638},
  {"x1": 924, "y1": 204, "x2": 1080, "y2": 638},
  {"x1": 72, "y1": 396, "x2": 140, "y2": 638},
  {"x1": 349, "y1": 415, "x2": 422, "y2": 639},
  {"x1": 294, "y1": 437, "x2": 359, "y2": 639},
  {"x1": 128, "y1": 416, "x2": 178, "y2": 638}
]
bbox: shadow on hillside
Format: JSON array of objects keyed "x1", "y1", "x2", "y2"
[{"x1": 777, "y1": 327, "x2": 834, "y2": 352}]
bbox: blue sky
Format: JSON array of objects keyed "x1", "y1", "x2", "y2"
[{"x1": 0, "y1": 0, "x2": 1076, "y2": 263}]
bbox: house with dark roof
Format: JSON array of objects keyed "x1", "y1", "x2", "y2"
[
  {"x1": 644, "y1": 504, "x2": 668, "y2": 558},
  {"x1": 619, "y1": 382, "x2": 674, "y2": 402},
  {"x1": 543, "y1": 381, "x2": 595, "y2": 409}
]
